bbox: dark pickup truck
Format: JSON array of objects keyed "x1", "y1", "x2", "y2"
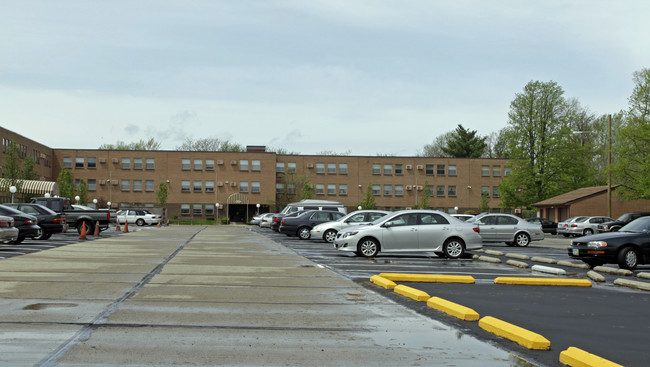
[
  {"x1": 31, "y1": 197, "x2": 112, "y2": 234},
  {"x1": 597, "y1": 212, "x2": 650, "y2": 232}
]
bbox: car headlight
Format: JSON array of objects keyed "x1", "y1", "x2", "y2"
[{"x1": 587, "y1": 241, "x2": 607, "y2": 248}]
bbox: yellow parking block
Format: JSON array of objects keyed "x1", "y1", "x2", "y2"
[
  {"x1": 379, "y1": 273, "x2": 475, "y2": 284},
  {"x1": 370, "y1": 275, "x2": 396, "y2": 289},
  {"x1": 427, "y1": 296, "x2": 479, "y2": 321},
  {"x1": 494, "y1": 277, "x2": 592, "y2": 287},
  {"x1": 479, "y1": 316, "x2": 551, "y2": 350},
  {"x1": 559, "y1": 347, "x2": 624, "y2": 367},
  {"x1": 393, "y1": 284, "x2": 430, "y2": 301}
]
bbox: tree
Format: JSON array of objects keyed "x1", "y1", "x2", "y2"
[
  {"x1": 22, "y1": 158, "x2": 38, "y2": 180},
  {"x1": 415, "y1": 181, "x2": 431, "y2": 209},
  {"x1": 57, "y1": 169, "x2": 75, "y2": 199},
  {"x1": 611, "y1": 68, "x2": 650, "y2": 199},
  {"x1": 76, "y1": 179, "x2": 88, "y2": 204},
  {"x1": 483, "y1": 129, "x2": 510, "y2": 158},
  {"x1": 317, "y1": 149, "x2": 352, "y2": 156},
  {"x1": 176, "y1": 138, "x2": 244, "y2": 152},
  {"x1": 99, "y1": 138, "x2": 161, "y2": 150},
  {"x1": 442, "y1": 124, "x2": 487, "y2": 158},
  {"x1": 300, "y1": 181, "x2": 313, "y2": 200},
  {"x1": 2, "y1": 142, "x2": 23, "y2": 188},
  {"x1": 359, "y1": 184, "x2": 376, "y2": 209},
  {"x1": 420, "y1": 132, "x2": 453, "y2": 157},
  {"x1": 156, "y1": 182, "x2": 169, "y2": 223},
  {"x1": 478, "y1": 191, "x2": 490, "y2": 212}
]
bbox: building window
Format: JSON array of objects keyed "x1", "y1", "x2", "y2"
[
  {"x1": 372, "y1": 164, "x2": 381, "y2": 175},
  {"x1": 372, "y1": 184, "x2": 381, "y2": 196},
  {"x1": 482, "y1": 165, "x2": 490, "y2": 176},
  {"x1": 492, "y1": 166, "x2": 501, "y2": 177},
  {"x1": 251, "y1": 160, "x2": 261, "y2": 171},
  {"x1": 75, "y1": 157, "x2": 84, "y2": 169},
  {"x1": 504, "y1": 167, "x2": 512, "y2": 176},
  {"x1": 205, "y1": 205, "x2": 214, "y2": 216},
  {"x1": 287, "y1": 183, "x2": 296, "y2": 195},
  {"x1": 146, "y1": 158, "x2": 155, "y2": 170},
  {"x1": 425, "y1": 185, "x2": 433, "y2": 195},
  {"x1": 287, "y1": 162, "x2": 296, "y2": 173},
  {"x1": 448, "y1": 185, "x2": 457, "y2": 197},
  {"x1": 437, "y1": 164, "x2": 446, "y2": 175},
  {"x1": 436, "y1": 185, "x2": 445, "y2": 196},
  {"x1": 315, "y1": 184, "x2": 325, "y2": 195},
  {"x1": 383, "y1": 185, "x2": 393, "y2": 196},
  {"x1": 121, "y1": 158, "x2": 131, "y2": 169},
  {"x1": 339, "y1": 163, "x2": 348, "y2": 174},
  {"x1": 327, "y1": 184, "x2": 336, "y2": 195},
  {"x1": 87, "y1": 157, "x2": 96, "y2": 169},
  {"x1": 383, "y1": 164, "x2": 392, "y2": 175},
  {"x1": 121, "y1": 180, "x2": 130, "y2": 191},
  {"x1": 193, "y1": 181, "x2": 202, "y2": 192},
  {"x1": 88, "y1": 179, "x2": 96, "y2": 191},
  {"x1": 395, "y1": 185, "x2": 404, "y2": 196},
  {"x1": 276, "y1": 162, "x2": 285, "y2": 173},
  {"x1": 395, "y1": 164, "x2": 403, "y2": 175},
  {"x1": 239, "y1": 181, "x2": 248, "y2": 192},
  {"x1": 181, "y1": 180, "x2": 190, "y2": 192},
  {"x1": 493, "y1": 186, "x2": 500, "y2": 197},
  {"x1": 194, "y1": 159, "x2": 203, "y2": 170},
  {"x1": 205, "y1": 181, "x2": 215, "y2": 192},
  {"x1": 425, "y1": 164, "x2": 434, "y2": 175},
  {"x1": 328, "y1": 163, "x2": 336, "y2": 174},
  {"x1": 448, "y1": 165, "x2": 457, "y2": 176},
  {"x1": 205, "y1": 159, "x2": 214, "y2": 170},
  {"x1": 145, "y1": 180, "x2": 154, "y2": 192},
  {"x1": 481, "y1": 186, "x2": 490, "y2": 197},
  {"x1": 316, "y1": 163, "x2": 325, "y2": 174},
  {"x1": 180, "y1": 204, "x2": 190, "y2": 215},
  {"x1": 339, "y1": 184, "x2": 348, "y2": 195},
  {"x1": 240, "y1": 160, "x2": 249, "y2": 171},
  {"x1": 63, "y1": 157, "x2": 72, "y2": 168},
  {"x1": 251, "y1": 181, "x2": 260, "y2": 193},
  {"x1": 133, "y1": 158, "x2": 143, "y2": 170},
  {"x1": 181, "y1": 159, "x2": 191, "y2": 170},
  {"x1": 276, "y1": 183, "x2": 285, "y2": 194},
  {"x1": 133, "y1": 180, "x2": 143, "y2": 191},
  {"x1": 193, "y1": 204, "x2": 202, "y2": 215}
]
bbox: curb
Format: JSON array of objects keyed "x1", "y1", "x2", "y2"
[
  {"x1": 587, "y1": 270, "x2": 606, "y2": 283},
  {"x1": 593, "y1": 266, "x2": 633, "y2": 276},
  {"x1": 559, "y1": 347, "x2": 624, "y2": 367},
  {"x1": 636, "y1": 272, "x2": 650, "y2": 280},
  {"x1": 530, "y1": 256, "x2": 557, "y2": 264},
  {"x1": 505, "y1": 253, "x2": 530, "y2": 260},
  {"x1": 613, "y1": 278, "x2": 650, "y2": 291},
  {"x1": 427, "y1": 296, "x2": 479, "y2": 321},
  {"x1": 531, "y1": 264, "x2": 566, "y2": 275},
  {"x1": 370, "y1": 275, "x2": 396, "y2": 289},
  {"x1": 474, "y1": 255, "x2": 501, "y2": 263},
  {"x1": 494, "y1": 277, "x2": 592, "y2": 287},
  {"x1": 379, "y1": 273, "x2": 475, "y2": 284},
  {"x1": 478, "y1": 316, "x2": 551, "y2": 350},
  {"x1": 393, "y1": 284, "x2": 430, "y2": 301},
  {"x1": 506, "y1": 259, "x2": 529, "y2": 268}
]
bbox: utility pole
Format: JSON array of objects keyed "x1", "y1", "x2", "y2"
[{"x1": 607, "y1": 114, "x2": 612, "y2": 218}]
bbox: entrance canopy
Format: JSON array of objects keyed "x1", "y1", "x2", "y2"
[{"x1": 0, "y1": 178, "x2": 59, "y2": 196}]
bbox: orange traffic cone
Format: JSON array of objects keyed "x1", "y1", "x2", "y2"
[
  {"x1": 157, "y1": 220, "x2": 161, "y2": 227},
  {"x1": 123, "y1": 220, "x2": 129, "y2": 233},
  {"x1": 94, "y1": 221, "x2": 100, "y2": 236},
  {"x1": 116, "y1": 222, "x2": 121, "y2": 231},
  {"x1": 79, "y1": 221, "x2": 87, "y2": 240}
]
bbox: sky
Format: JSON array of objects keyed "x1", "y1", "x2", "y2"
[{"x1": 1, "y1": 1, "x2": 649, "y2": 156}]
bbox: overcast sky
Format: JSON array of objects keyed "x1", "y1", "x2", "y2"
[{"x1": 1, "y1": 1, "x2": 648, "y2": 156}]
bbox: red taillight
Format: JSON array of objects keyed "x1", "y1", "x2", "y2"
[
  {"x1": 570, "y1": 224, "x2": 578, "y2": 227},
  {"x1": 0, "y1": 219, "x2": 8, "y2": 227},
  {"x1": 281, "y1": 220, "x2": 286, "y2": 226},
  {"x1": 473, "y1": 227, "x2": 480, "y2": 233},
  {"x1": 273, "y1": 217, "x2": 280, "y2": 223},
  {"x1": 54, "y1": 218, "x2": 66, "y2": 224},
  {"x1": 24, "y1": 220, "x2": 35, "y2": 225},
  {"x1": 107, "y1": 212, "x2": 111, "y2": 220}
]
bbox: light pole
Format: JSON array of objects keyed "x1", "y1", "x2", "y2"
[
  {"x1": 256, "y1": 203, "x2": 260, "y2": 216},
  {"x1": 9, "y1": 185, "x2": 17, "y2": 203},
  {"x1": 93, "y1": 198, "x2": 98, "y2": 209},
  {"x1": 75, "y1": 196, "x2": 80, "y2": 205},
  {"x1": 216, "y1": 203, "x2": 220, "y2": 224}
]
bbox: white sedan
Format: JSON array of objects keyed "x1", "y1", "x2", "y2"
[
  {"x1": 116, "y1": 209, "x2": 162, "y2": 226},
  {"x1": 333, "y1": 210, "x2": 482, "y2": 258},
  {"x1": 310, "y1": 210, "x2": 390, "y2": 243}
]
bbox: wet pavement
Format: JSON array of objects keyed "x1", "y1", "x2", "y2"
[{"x1": 0, "y1": 225, "x2": 534, "y2": 366}]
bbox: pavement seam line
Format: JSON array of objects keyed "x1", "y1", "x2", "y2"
[{"x1": 35, "y1": 227, "x2": 205, "y2": 367}]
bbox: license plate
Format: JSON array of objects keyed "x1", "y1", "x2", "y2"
[{"x1": 572, "y1": 249, "x2": 579, "y2": 256}]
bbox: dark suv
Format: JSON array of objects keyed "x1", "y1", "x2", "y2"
[{"x1": 598, "y1": 212, "x2": 650, "y2": 232}]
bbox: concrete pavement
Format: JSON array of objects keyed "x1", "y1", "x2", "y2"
[{"x1": 0, "y1": 226, "x2": 520, "y2": 366}]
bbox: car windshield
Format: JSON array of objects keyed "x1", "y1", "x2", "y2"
[
  {"x1": 575, "y1": 217, "x2": 589, "y2": 223},
  {"x1": 615, "y1": 213, "x2": 633, "y2": 222},
  {"x1": 619, "y1": 217, "x2": 650, "y2": 233},
  {"x1": 370, "y1": 214, "x2": 391, "y2": 225}
]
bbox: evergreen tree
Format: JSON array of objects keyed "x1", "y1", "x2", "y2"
[
  {"x1": 359, "y1": 184, "x2": 376, "y2": 209},
  {"x1": 442, "y1": 124, "x2": 487, "y2": 158}
]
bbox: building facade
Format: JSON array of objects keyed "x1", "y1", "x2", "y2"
[{"x1": 1, "y1": 127, "x2": 511, "y2": 220}]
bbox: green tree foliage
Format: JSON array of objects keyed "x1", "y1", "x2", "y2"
[
  {"x1": 156, "y1": 182, "x2": 169, "y2": 222},
  {"x1": 76, "y1": 179, "x2": 88, "y2": 204},
  {"x1": 359, "y1": 184, "x2": 376, "y2": 209},
  {"x1": 99, "y1": 138, "x2": 161, "y2": 150},
  {"x1": 478, "y1": 191, "x2": 490, "y2": 212},
  {"x1": 300, "y1": 181, "x2": 313, "y2": 200},
  {"x1": 22, "y1": 158, "x2": 38, "y2": 180},
  {"x1": 176, "y1": 138, "x2": 244, "y2": 152},
  {"x1": 2, "y1": 142, "x2": 23, "y2": 188},
  {"x1": 612, "y1": 68, "x2": 650, "y2": 199},
  {"x1": 57, "y1": 169, "x2": 75, "y2": 199},
  {"x1": 442, "y1": 124, "x2": 487, "y2": 158},
  {"x1": 420, "y1": 132, "x2": 454, "y2": 157},
  {"x1": 415, "y1": 181, "x2": 431, "y2": 209}
]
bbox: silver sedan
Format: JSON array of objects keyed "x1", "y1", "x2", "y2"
[
  {"x1": 333, "y1": 210, "x2": 482, "y2": 258},
  {"x1": 310, "y1": 210, "x2": 390, "y2": 243},
  {"x1": 468, "y1": 213, "x2": 544, "y2": 247}
]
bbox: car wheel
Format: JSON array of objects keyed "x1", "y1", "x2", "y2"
[
  {"x1": 136, "y1": 218, "x2": 145, "y2": 226},
  {"x1": 443, "y1": 238, "x2": 465, "y2": 259},
  {"x1": 617, "y1": 247, "x2": 639, "y2": 270},
  {"x1": 323, "y1": 229, "x2": 338, "y2": 243},
  {"x1": 11, "y1": 236, "x2": 25, "y2": 244},
  {"x1": 358, "y1": 238, "x2": 379, "y2": 258},
  {"x1": 298, "y1": 227, "x2": 311, "y2": 240},
  {"x1": 77, "y1": 221, "x2": 94, "y2": 235},
  {"x1": 583, "y1": 228, "x2": 594, "y2": 236},
  {"x1": 32, "y1": 226, "x2": 46, "y2": 240},
  {"x1": 515, "y1": 233, "x2": 530, "y2": 247}
]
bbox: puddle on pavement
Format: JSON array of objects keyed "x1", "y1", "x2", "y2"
[{"x1": 23, "y1": 303, "x2": 78, "y2": 310}]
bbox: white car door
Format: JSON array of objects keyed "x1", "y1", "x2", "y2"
[
  {"x1": 380, "y1": 213, "x2": 419, "y2": 251},
  {"x1": 417, "y1": 213, "x2": 451, "y2": 250}
]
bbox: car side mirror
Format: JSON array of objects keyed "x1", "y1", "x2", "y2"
[{"x1": 383, "y1": 221, "x2": 393, "y2": 228}]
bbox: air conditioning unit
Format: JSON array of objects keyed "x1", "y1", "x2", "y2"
[
  {"x1": 406, "y1": 165, "x2": 413, "y2": 170},
  {"x1": 112, "y1": 158, "x2": 119, "y2": 163},
  {"x1": 416, "y1": 165, "x2": 424, "y2": 170},
  {"x1": 230, "y1": 182, "x2": 237, "y2": 187},
  {"x1": 99, "y1": 158, "x2": 107, "y2": 163},
  {"x1": 406, "y1": 185, "x2": 413, "y2": 191},
  {"x1": 217, "y1": 182, "x2": 224, "y2": 187},
  {"x1": 111, "y1": 180, "x2": 118, "y2": 185},
  {"x1": 99, "y1": 180, "x2": 106, "y2": 185},
  {"x1": 230, "y1": 160, "x2": 238, "y2": 165},
  {"x1": 514, "y1": 208, "x2": 522, "y2": 214},
  {"x1": 416, "y1": 186, "x2": 423, "y2": 191},
  {"x1": 217, "y1": 160, "x2": 224, "y2": 165},
  {"x1": 307, "y1": 163, "x2": 314, "y2": 168}
]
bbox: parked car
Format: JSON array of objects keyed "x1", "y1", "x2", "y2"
[
  {"x1": 280, "y1": 210, "x2": 346, "y2": 240},
  {"x1": 564, "y1": 216, "x2": 613, "y2": 237},
  {"x1": 310, "y1": 210, "x2": 390, "y2": 243},
  {"x1": 271, "y1": 200, "x2": 347, "y2": 232},
  {"x1": 0, "y1": 205, "x2": 40, "y2": 243},
  {"x1": 467, "y1": 213, "x2": 544, "y2": 247},
  {"x1": 568, "y1": 216, "x2": 650, "y2": 269},
  {"x1": 250, "y1": 213, "x2": 267, "y2": 225},
  {"x1": 115, "y1": 209, "x2": 162, "y2": 226},
  {"x1": 525, "y1": 217, "x2": 557, "y2": 235},
  {"x1": 31, "y1": 197, "x2": 112, "y2": 234},
  {"x1": 597, "y1": 212, "x2": 650, "y2": 233},
  {"x1": 0, "y1": 215, "x2": 19, "y2": 243},
  {"x1": 271, "y1": 210, "x2": 308, "y2": 232},
  {"x1": 258, "y1": 213, "x2": 275, "y2": 228},
  {"x1": 451, "y1": 214, "x2": 475, "y2": 222},
  {"x1": 556, "y1": 216, "x2": 588, "y2": 237},
  {"x1": 3, "y1": 203, "x2": 67, "y2": 240},
  {"x1": 334, "y1": 210, "x2": 482, "y2": 258}
]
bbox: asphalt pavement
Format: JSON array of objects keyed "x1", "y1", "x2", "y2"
[{"x1": 0, "y1": 225, "x2": 528, "y2": 367}]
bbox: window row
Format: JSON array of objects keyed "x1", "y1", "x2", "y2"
[
  {"x1": 481, "y1": 186, "x2": 501, "y2": 198},
  {"x1": 180, "y1": 159, "x2": 261, "y2": 172},
  {"x1": 372, "y1": 164, "x2": 457, "y2": 176},
  {"x1": 369, "y1": 184, "x2": 459, "y2": 197},
  {"x1": 64, "y1": 157, "x2": 156, "y2": 170},
  {"x1": 180, "y1": 204, "x2": 216, "y2": 216},
  {"x1": 481, "y1": 165, "x2": 511, "y2": 177}
]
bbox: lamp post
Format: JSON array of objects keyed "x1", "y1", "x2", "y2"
[
  {"x1": 75, "y1": 196, "x2": 80, "y2": 205},
  {"x1": 107, "y1": 201, "x2": 112, "y2": 209},
  {"x1": 9, "y1": 185, "x2": 17, "y2": 203},
  {"x1": 93, "y1": 198, "x2": 98, "y2": 209},
  {"x1": 256, "y1": 203, "x2": 260, "y2": 216},
  {"x1": 216, "y1": 203, "x2": 220, "y2": 224}
]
